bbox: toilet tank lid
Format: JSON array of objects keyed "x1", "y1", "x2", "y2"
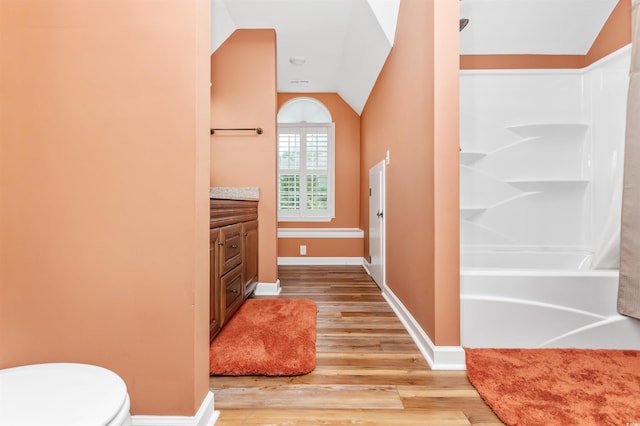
[{"x1": 0, "y1": 363, "x2": 129, "y2": 426}]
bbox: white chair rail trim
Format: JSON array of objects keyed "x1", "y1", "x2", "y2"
[
  {"x1": 277, "y1": 228, "x2": 364, "y2": 239},
  {"x1": 278, "y1": 257, "x2": 365, "y2": 266}
]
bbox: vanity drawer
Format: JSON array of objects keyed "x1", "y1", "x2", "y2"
[
  {"x1": 222, "y1": 265, "x2": 243, "y2": 319},
  {"x1": 220, "y1": 223, "x2": 242, "y2": 275},
  {"x1": 210, "y1": 199, "x2": 258, "y2": 228}
]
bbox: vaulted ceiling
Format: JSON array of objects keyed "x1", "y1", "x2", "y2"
[
  {"x1": 211, "y1": 0, "x2": 400, "y2": 114},
  {"x1": 211, "y1": 0, "x2": 620, "y2": 114}
]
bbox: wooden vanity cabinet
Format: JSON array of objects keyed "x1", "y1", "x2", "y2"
[{"x1": 210, "y1": 199, "x2": 258, "y2": 341}]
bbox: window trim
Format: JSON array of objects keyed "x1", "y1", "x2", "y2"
[{"x1": 278, "y1": 122, "x2": 335, "y2": 222}]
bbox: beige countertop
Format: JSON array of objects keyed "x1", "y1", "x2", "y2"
[{"x1": 209, "y1": 187, "x2": 259, "y2": 201}]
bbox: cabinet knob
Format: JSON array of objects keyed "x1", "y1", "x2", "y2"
[
  {"x1": 231, "y1": 244, "x2": 238, "y2": 249},
  {"x1": 218, "y1": 241, "x2": 224, "y2": 246},
  {"x1": 244, "y1": 233, "x2": 248, "y2": 237},
  {"x1": 231, "y1": 289, "x2": 239, "y2": 294}
]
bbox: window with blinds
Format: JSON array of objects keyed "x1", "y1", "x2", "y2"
[{"x1": 278, "y1": 123, "x2": 335, "y2": 221}]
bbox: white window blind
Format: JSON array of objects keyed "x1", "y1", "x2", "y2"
[{"x1": 278, "y1": 123, "x2": 335, "y2": 221}]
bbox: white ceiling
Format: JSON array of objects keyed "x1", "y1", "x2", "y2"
[
  {"x1": 460, "y1": 0, "x2": 619, "y2": 55},
  {"x1": 211, "y1": 0, "x2": 619, "y2": 114}
]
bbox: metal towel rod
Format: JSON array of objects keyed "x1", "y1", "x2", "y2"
[{"x1": 210, "y1": 127, "x2": 263, "y2": 135}]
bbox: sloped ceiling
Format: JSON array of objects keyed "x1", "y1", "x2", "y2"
[
  {"x1": 211, "y1": 0, "x2": 400, "y2": 114},
  {"x1": 211, "y1": 0, "x2": 619, "y2": 114}
]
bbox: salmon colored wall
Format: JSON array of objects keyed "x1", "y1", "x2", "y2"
[
  {"x1": 278, "y1": 239, "x2": 363, "y2": 258},
  {"x1": 360, "y1": 0, "x2": 460, "y2": 346},
  {"x1": 460, "y1": 0, "x2": 631, "y2": 70},
  {"x1": 460, "y1": 55, "x2": 586, "y2": 70},
  {"x1": 586, "y1": 0, "x2": 631, "y2": 64},
  {"x1": 276, "y1": 93, "x2": 363, "y2": 258},
  {"x1": 210, "y1": 30, "x2": 278, "y2": 284},
  {"x1": 0, "y1": 0, "x2": 210, "y2": 416}
]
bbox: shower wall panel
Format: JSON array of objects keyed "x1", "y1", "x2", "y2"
[
  {"x1": 588, "y1": 48, "x2": 630, "y2": 251},
  {"x1": 460, "y1": 46, "x2": 630, "y2": 252}
]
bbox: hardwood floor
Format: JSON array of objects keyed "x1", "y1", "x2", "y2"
[{"x1": 210, "y1": 265, "x2": 503, "y2": 425}]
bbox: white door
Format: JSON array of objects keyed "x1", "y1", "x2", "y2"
[{"x1": 369, "y1": 160, "x2": 385, "y2": 287}]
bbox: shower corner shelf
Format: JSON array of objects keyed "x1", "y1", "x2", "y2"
[
  {"x1": 505, "y1": 179, "x2": 589, "y2": 192},
  {"x1": 459, "y1": 152, "x2": 486, "y2": 165},
  {"x1": 460, "y1": 207, "x2": 487, "y2": 220},
  {"x1": 505, "y1": 122, "x2": 589, "y2": 138}
]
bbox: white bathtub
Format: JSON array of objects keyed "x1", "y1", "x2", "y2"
[{"x1": 460, "y1": 249, "x2": 640, "y2": 349}]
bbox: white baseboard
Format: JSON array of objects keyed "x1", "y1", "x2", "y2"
[
  {"x1": 131, "y1": 391, "x2": 219, "y2": 426},
  {"x1": 278, "y1": 257, "x2": 365, "y2": 266},
  {"x1": 382, "y1": 286, "x2": 466, "y2": 370},
  {"x1": 362, "y1": 261, "x2": 371, "y2": 276},
  {"x1": 254, "y1": 280, "x2": 281, "y2": 296}
]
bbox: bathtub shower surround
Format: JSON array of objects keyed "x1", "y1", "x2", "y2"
[
  {"x1": 460, "y1": 46, "x2": 640, "y2": 349},
  {"x1": 460, "y1": 48, "x2": 629, "y2": 251}
]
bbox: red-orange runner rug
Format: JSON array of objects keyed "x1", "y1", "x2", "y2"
[
  {"x1": 210, "y1": 298, "x2": 317, "y2": 376},
  {"x1": 465, "y1": 347, "x2": 640, "y2": 426}
]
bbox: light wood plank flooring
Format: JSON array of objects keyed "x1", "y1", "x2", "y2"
[{"x1": 210, "y1": 265, "x2": 503, "y2": 425}]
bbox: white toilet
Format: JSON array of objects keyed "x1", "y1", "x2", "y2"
[{"x1": 0, "y1": 363, "x2": 132, "y2": 426}]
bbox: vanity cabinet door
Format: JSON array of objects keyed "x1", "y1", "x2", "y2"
[
  {"x1": 209, "y1": 229, "x2": 222, "y2": 341},
  {"x1": 242, "y1": 220, "x2": 258, "y2": 297}
]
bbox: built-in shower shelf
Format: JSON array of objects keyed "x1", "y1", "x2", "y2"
[
  {"x1": 460, "y1": 207, "x2": 487, "y2": 220},
  {"x1": 505, "y1": 123, "x2": 589, "y2": 139},
  {"x1": 506, "y1": 179, "x2": 589, "y2": 191},
  {"x1": 460, "y1": 152, "x2": 486, "y2": 165}
]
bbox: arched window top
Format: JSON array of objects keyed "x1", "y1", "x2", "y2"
[{"x1": 277, "y1": 97, "x2": 332, "y2": 123}]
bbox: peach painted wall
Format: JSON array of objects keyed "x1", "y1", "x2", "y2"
[
  {"x1": 210, "y1": 29, "x2": 278, "y2": 284},
  {"x1": 277, "y1": 93, "x2": 363, "y2": 258},
  {"x1": 460, "y1": 54, "x2": 586, "y2": 70},
  {"x1": 461, "y1": 0, "x2": 631, "y2": 70},
  {"x1": 360, "y1": 0, "x2": 460, "y2": 346},
  {"x1": 0, "y1": 0, "x2": 210, "y2": 417},
  {"x1": 278, "y1": 238, "x2": 363, "y2": 258},
  {"x1": 586, "y1": 0, "x2": 631, "y2": 64}
]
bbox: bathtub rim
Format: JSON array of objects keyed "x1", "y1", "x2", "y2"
[
  {"x1": 460, "y1": 268, "x2": 619, "y2": 278},
  {"x1": 460, "y1": 245, "x2": 619, "y2": 275}
]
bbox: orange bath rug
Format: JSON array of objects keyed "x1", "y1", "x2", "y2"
[
  {"x1": 210, "y1": 298, "x2": 317, "y2": 376},
  {"x1": 465, "y1": 347, "x2": 640, "y2": 426}
]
